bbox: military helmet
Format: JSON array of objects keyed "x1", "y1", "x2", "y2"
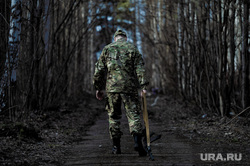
[{"x1": 114, "y1": 29, "x2": 127, "y2": 38}]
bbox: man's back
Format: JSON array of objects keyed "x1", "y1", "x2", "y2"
[{"x1": 93, "y1": 37, "x2": 147, "y2": 93}]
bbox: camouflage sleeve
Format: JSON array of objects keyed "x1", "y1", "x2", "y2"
[
  {"x1": 93, "y1": 48, "x2": 107, "y2": 90},
  {"x1": 134, "y1": 48, "x2": 149, "y2": 90}
]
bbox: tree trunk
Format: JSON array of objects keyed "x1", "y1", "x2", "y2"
[
  {"x1": 0, "y1": 0, "x2": 11, "y2": 80},
  {"x1": 218, "y1": 0, "x2": 224, "y2": 116},
  {"x1": 241, "y1": 0, "x2": 249, "y2": 109}
]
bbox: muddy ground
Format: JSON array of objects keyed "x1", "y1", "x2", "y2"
[{"x1": 0, "y1": 93, "x2": 250, "y2": 165}]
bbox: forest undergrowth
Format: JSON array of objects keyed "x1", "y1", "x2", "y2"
[{"x1": 0, "y1": 93, "x2": 250, "y2": 165}]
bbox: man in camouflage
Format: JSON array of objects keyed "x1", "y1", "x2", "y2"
[{"x1": 93, "y1": 29, "x2": 148, "y2": 156}]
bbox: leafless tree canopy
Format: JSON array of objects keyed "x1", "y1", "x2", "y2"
[{"x1": 0, "y1": 0, "x2": 249, "y2": 121}]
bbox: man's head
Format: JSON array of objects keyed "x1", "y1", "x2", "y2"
[{"x1": 114, "y1": 29, "x2": 127, "y2": 42}]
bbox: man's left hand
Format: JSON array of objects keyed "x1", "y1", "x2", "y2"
[{"x1": 96, "y1": 90, "x2": 104, "y2": 100}]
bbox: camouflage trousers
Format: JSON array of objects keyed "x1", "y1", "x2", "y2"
[{"x1": 105, "y1": 93, "x2": 143, "y2": 139}]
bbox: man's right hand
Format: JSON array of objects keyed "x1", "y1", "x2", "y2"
[
  {"x1": 96, "y1": 90, "x2": 104, "y2": 100},
  {"x1": 141, "y1": 89, "x2": 147, "y2": 97}
]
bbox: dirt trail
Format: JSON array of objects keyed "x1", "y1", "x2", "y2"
[
  {"x1": 63, "y1": 107, "x2": 200, "y2": 165},
  {"x1": 1, "y1": 95, "x2": 248, "y2": 165},
  {"x1": 63, "y1": 96, "x2": 249, "y2": 166}
]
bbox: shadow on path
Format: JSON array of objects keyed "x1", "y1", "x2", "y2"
[
  {"x1": 64, "y1": 111, "x2": 199, "y2": 165},
  {"x1": 63, "y1": 95, "x2": 249, "y2": 166}
]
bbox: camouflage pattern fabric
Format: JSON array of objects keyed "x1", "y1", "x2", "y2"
[
  {"x1": 93, "y1": 37, "x2": 148, "y2": 93},
  {"x1": 93, "y1": 30, "x2": 148, "y2": 139},
  {"x1": 113, "y1": 29, "x2": 127, "y2": 38},
  {"x1": 106, "y1": 93, "x2": 142, "y2": 139}
]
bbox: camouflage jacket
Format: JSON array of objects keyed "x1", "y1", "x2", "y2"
[{"x1": 93, "y1": 38, "x2": 148, "y2": 93}]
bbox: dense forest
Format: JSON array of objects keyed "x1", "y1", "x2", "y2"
[{"x1": 0, "y1": 0, "x2": 249, "y2": 122}]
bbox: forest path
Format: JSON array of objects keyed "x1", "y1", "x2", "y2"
[{"x1": 63, "y1": 96, "x2": 202, "y2": 166}]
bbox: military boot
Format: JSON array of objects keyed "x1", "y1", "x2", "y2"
[
  {"x1": 133, "y1": 134, "x2": 147, "y2": 156},
  {"x1": 112, "y1": 138, "x2": 121, "y2": 154}
]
